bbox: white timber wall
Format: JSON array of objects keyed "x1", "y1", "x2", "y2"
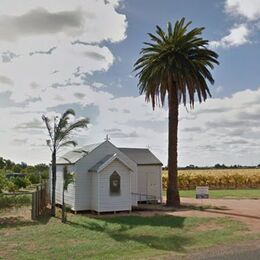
[
  {"x1": 49, "y1": 164, "x2": 76, "y2": 210},
  {"x1": 137, "y1": 165, "x2": 162, "y2": 201},
  {"x1": 90, "y1": 171, "x2": 99, "y2": 211},
  {"x1": 73, "y1": 141, "x2": 137, "y2": 211},
  {"x1": 98, "y1": 159, "x2": 132, "y2": 212}
]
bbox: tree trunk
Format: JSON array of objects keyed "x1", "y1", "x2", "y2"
[
  {"x1": 51, "y1": 150, "x2": 56, "y2": 216},
  {"x1": 62, "y1": 185, "x2": 66, "y2": 223},
  {"x1": 166, "y1": 76, "x2": 180, "y2": 207}
]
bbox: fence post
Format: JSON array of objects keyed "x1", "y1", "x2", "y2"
[
  {"x1": 31, "y1": 192, "x2": 36, "y2": 220},
  {"x1": 31, "y1": 183, "x2": 48, "y2": 220}
]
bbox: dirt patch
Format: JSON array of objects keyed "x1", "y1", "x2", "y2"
[
  {"x1": 0, "y1": 206, "x2": 32, "y2": 220},
  {"x1": 179, "y1": 198, "x2": 260, "y2": 232},
  {"x1": 184, "y1": 239, "x2": 260, "y2": 259},
  {"x1": 194, "y1": 221, "x2": 224, "y2": 232}
]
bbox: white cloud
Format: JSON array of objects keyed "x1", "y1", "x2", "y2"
[
  {"x1": 0, "y1": 0, "x2": 125, "y2": 104},
  {"x1": 209, "y1": 24, "x2": 250, "y2": 48},
  {"x1": 225, "y1": 0, "x2": 260, "y2": 21},
  {"x1": 178, "y1": 87, "x2": 260, "y2": 166},
  {"x1": 0, "y1": 43, "x2": 114, "y2": 102},
  {"x1": 0, "y1": 0, "x2": 127, "y2": 53},
  {"x1": 1, "y1": 85, "x2": 260, "y2": 166},
  {"x1": 0, "y1": 0, "x2": 129, "y2": 164}
]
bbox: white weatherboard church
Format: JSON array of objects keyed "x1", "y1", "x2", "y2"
[{"x1": 50, "y1": 139, "x2": 163, "y2": 213}]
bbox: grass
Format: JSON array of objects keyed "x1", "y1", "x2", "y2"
[
  {"x1": 162, "y1": 189, "x2": 260, "y2": 199},
  {"x1": 0, "y1": 213, "x2": 258, "y2": 259},
  {"x1": 179, "y1": 189, "x2": 260, "y2": 199}
]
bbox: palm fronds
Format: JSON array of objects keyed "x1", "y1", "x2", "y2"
[
  {"x1": 42, "y1": 109, "x2": 89, "y2": 152},
  {"x1": 134, "y1": 18, "x2": 219, "y2": 109}
]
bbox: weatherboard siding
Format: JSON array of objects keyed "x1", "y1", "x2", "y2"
[
  {"x1": 73, "y1": 141, "x2": 137, "y2": 211},
  {"x1": 49, "y1": 164, "x2": 75, "y2": 210},
  {"x1": 98, "y1": 159, "x2": 131, "y2": 212},
  {"x1": 137, "y1": 165, "x2": 162, "y2": 201},
  {"x1": 90, "y1": 172, "x2": 99, "y2": 211}
]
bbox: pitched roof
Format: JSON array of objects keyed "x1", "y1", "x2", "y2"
[
  {"x1": 119, "y1": 148, "x2": 162, "y2": 166},
  {"x1": 57, "y1": 142, "x2": 102, "y2": 164},
  {"x1": 89, "y1": 153, "x2": 134, "y2": 173}
]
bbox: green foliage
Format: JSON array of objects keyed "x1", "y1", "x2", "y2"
[
  {"x1": 42, "y1": 108, "x2": 89, "y2": 217},
  {"x1": 178, "y1": 189, "x2": 260, "y2": 199},
  {"x1": 63, "y1": 166, "x2": 74, "y2": 191},
  {"x1": 42, "y1": 108, "x2": 89, "y2": 152},
  {"x1": 0, "y1": 194, "x2": 31, "y2": 210},
  {"x1": 9, "y1": 176, "x2": 31, "y2": 190},
  {"x1": 134, "y1": 18, "x2": 219, "y2": 108},
  {"x1": 12, "y1": 164, "x2": 22, "y2": 173},
  {"x1": 0, "y1": 156, "x2": 49, "y2": 188},
  {"x1": 6, "y1": 181, "x2": 17, "y2": 192},
  {"x1": 0, "y1": 172, "x2": 8, "y2": 193}
]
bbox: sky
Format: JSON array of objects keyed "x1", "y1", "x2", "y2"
[{"x1": 0, "y1": 0, "x2": 260, "y2": 166}]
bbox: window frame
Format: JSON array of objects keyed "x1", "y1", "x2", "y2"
[{"x1": 109, "y1": 171, "x2": 121, "y2": 196}]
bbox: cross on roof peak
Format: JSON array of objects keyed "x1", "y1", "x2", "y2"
[{"x1": 105, "y1": 134, "x2": 110, "y2": 141}]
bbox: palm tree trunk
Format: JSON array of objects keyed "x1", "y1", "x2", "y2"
[
  {"x1": 51, "y1": 150, "x2": 56, "y2": 216},
  {"x1": 62, "y1": 185, "x2": 65, "y2": 223},
  {"x1": 166, "y1": 77, "x2": 180, "y2": 207}
]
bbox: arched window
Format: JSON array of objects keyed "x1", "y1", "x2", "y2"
[{"x1": 110, "y1": 171, "x2": 120, "y2": 195}]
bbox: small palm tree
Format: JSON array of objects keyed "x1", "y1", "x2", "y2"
[
  {"x1": 42, "y1": 109, "x2": 89, "y2": 216},
  {"x1": 62, "y1": 166, "x2": 74, "y2": 223},
  {"x1": 134, "y1": 18, "x2": 219, "y2": 206}
]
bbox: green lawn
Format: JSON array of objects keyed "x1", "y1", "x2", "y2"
[
  {"x1": 179, "y1": 189, "x2": 260, "y2": 199},
  {"x1": 0, "y1": 213, "x2": 259, "y2": 259},
  {"x1": 162, "y1": 189, "x2": 260, "y2": 199}
]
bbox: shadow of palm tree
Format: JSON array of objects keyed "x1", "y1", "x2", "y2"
[
  {"x1": 101, "y1": 215, "x2": 186, "y2": 228},
  {"x1": 68, "y1": 215, "x2": 190, "y2": 252},
  {"x1": 109, "y1": 233, "x2": 191, "y2": 252}
]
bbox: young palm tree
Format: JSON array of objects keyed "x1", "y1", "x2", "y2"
[
  {"x1": 42, "y1": 109, "x2": 89, "y2": 216},
  {"x1": 134, "y1": 18, "x2": 219, "y2": 206},
  {"x1": 62, "y1": 166, "x2": 74, "y2": 223}
]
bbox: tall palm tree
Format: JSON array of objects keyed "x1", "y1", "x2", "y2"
[
  {"x1": 134, "y1": 18, "x2": 219, "y2": 206},
  {"x1": 42, "y1": 109, "x2": 89, "y2": 216}
]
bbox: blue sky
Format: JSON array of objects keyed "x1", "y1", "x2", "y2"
[{"x1": 0, "y1": 0, "x2": 260, "y2": 166}]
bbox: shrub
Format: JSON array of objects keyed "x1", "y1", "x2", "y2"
[
  {"x1": 9, "y1": 176, "x2": 31, "y2": 189},
  {"x1": 0, "y1": 194, "x2": 31, "y2": 210},
  {"x1": 0, "y1": 172, "x2": 8, "y2": 193}
]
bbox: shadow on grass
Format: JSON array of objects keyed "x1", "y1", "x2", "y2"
[
  {"x1": 133, "y1": 203, "x2": 229, "y2": 213},
  {"x1": 68, "y1": 215, "x2": 191, "y2": 252},
  {"x1": 0, "y1": 209, "x2": 51, "y2": 228},
  {"x1": 70, "y1": 215, "x2": 186, "y2": 229},
  {"x1": 0, "y1": 216, "x2": 38, "y2": 229},
  {"x1": 179, "y1": 204, "x2": 229, "y2": 211}
]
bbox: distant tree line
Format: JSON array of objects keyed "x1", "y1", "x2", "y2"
[
  {"x1": 0, "y1": 156, "x2": 49, "y2": 192},
  {"x1": 163, "y1": 163, "x2": 260, "y2": 170}
]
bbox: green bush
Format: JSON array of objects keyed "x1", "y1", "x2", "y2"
[
  {"x1": 9, "y1": 177, "x2": 31, "y2": 189},
  {"x1": 0, "y1": 172, "x2": 8, "y2": 193},
  {"x1": 0, "y1": 194, "x2": 31, "y2": 210}
]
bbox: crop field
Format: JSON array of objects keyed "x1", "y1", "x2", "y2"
[{"x1": 162, "y1": 168, "x2": 260, "y2": 190}]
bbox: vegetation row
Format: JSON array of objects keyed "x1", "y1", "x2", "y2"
[{"x1": 162, "y1": 170, "x2": 260, "y2": 190}]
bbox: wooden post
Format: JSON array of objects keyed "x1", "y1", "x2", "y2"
[{"x1": 31, "y1": 192, "x2": 36, "y2": 220}]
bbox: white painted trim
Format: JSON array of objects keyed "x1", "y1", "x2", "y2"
[{"x1": 96, "y1": 153, "x2": 134, "y2": 173}]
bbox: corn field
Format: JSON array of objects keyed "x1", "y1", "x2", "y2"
[{"x1": 162, "y1": 169, "x2": 260, "y2": 190}]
